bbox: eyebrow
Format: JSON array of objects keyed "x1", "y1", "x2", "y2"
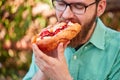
[{"x1": 56, "y1": 0, "x2": 87, "y2": 6}]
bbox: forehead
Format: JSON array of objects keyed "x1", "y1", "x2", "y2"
[{"x1": 63, "y1": 0, "x2": 95, "y2": 3}]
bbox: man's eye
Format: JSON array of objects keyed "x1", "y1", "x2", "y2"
[{"x1": 74, "y1": 4, "x2": 84, "y2": 9}]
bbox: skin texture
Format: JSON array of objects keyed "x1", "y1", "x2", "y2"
[{"x1": 32, "y1": 0, "x2": 106, "y2": 80}]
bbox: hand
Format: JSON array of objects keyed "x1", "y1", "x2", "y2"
[
  {"x1": 32, "y1": 42, "x2": 73, "y2": 80},
  {"x1": 32, "y1": 69, "x2": 49, "y2": 80}
]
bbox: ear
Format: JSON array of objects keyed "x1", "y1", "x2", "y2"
[{"x1": 97, "y1": 0, "x2": 106, "y2": 17}]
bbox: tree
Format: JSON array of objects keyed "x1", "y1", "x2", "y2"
[
  {"x1": 106, "y1": 0, "x2": 120, "y2": 12},
  {"x1": 0, "y1": 0, "x2": 120, "y2": 80},
  {"x1": 101, "y1": 0, "x2": 120, "y2": 31}
]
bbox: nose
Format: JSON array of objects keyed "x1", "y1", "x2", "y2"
[{"x1": 62, "y1": 6, "x2": 74, "y2": 20}]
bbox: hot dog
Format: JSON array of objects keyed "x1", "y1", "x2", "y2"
[{"x1": 32, "y1": 21, "x2": 81, "y2": 52}]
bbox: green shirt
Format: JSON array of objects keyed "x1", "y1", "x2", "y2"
[{"x1": 23, "y1": 18, "x2": 120, "y2": 80}]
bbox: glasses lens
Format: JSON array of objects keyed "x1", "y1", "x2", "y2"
[
  {"x1": 53, "y1": 1, "x2": 66, "y2": 11},
  {"x1": 52, "y1": 0, "x2": 86, "y2": 15},
  {"x1": 71, "y1": 4, "x2": 85, "y2": 14}
]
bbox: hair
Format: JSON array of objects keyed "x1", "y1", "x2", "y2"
[
  {"x1": 95, "y1": 0, "x2": 100, "y2": 5},
  {"x1": 96, "y1": 0, "x2": 100, "y2": 1}
]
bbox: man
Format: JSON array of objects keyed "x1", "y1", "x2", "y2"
[{"x1": 23, "y1": 0, "x2": 120, "y2": 80}]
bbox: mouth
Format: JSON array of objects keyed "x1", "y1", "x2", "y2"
[
  {"x1": 59, "y1": 19, "x2": 79, "y2": 24},
  {"x1": 58, "y1": 17, "x2": 79, "y2": 24}
]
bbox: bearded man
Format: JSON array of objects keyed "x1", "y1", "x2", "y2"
[{"x1": 23, "y1": 0, "x2": 120, "y2": 80}]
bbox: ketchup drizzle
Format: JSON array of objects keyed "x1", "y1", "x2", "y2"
[{"x1": 40, "y1": 24, "x2": 67, "y2": 39}]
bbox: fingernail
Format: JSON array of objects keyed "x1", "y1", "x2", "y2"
[
  {"x1": 32, "y1": 44, "x2": 36, "y2": 48},
  {"x1": 60, "y1": 42, "x2": 63, "y2": 46}
]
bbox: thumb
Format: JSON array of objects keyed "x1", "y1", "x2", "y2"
[
  {"x1": 57, "y1": 41, "x2": 70, "y2": 61},
  {"x1": 57, "y1": 43, "x2": 65, "y2": 61}
]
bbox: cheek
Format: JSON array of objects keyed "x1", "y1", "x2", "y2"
[
  {"x1": 76, "y1": 10, "x2": 97, "y2": 27},
  {"x1": 75, "y1": 15, "x2": 87, "y2": 27},
  {"x1": 55, "y1": 11, "x2": 63, "y2": 21}
]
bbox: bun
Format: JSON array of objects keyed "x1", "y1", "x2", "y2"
[{"x1": 32, "y1": 22, "x2": 81, "y2": 52}]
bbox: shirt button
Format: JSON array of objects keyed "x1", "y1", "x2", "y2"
[
  {"x1": 85, "y1": 47, "x2": 88, "y2": 50},
  {"x1": 73, "y1": 55, "x2": 77, "y2": 60}
]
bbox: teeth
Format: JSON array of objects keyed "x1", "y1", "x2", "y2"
[{"x1": 67, "y1": 21, "x2": 74, "y2": 26}]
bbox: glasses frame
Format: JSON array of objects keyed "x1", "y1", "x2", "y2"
[{"x1": 52, "y1": 0, "x2": 100, "y2": 15}]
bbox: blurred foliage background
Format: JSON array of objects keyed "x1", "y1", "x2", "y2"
[{"x1": 0, "y1": 0, "x2": 120, "y2": 80}]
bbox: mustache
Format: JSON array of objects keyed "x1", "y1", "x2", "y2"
[{"x1": 58, "y1": 17, "x2": 80, "y2": 24}]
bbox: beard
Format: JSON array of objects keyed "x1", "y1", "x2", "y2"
[{"x1": 68, "y1": 12, "x2": 97, "y2": 48}]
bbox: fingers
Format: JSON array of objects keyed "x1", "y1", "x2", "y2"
[
  {"x1": 35, "y1": 57, "x2": 46, "y2": 72},
  {"x1": 32, "y1": 44, "x2": 51, "y2": 64},
  {"x1": 32, "y1": 41, "x2": 69, "y2": 69},
  {"x1": 57, "y1": 41, "x2": 70, "y2": 61},
  {"x1": 33, "y1": 44, "x2": 55, "y2": 72},
  {"x1": 57, "y1": 43, "x2": 64, "y2": 61},
  {"x1": 33, "y1": 44, "x2": 58, "y2": 75},
  {"x1": 64, "y1": 41, "x2": 70, "y2": 48}
]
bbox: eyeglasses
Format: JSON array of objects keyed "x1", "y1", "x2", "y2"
[{"x1": 52, "y1": 0, "x2": 100, "y2": 15}]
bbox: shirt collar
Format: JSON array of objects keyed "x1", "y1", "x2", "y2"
[{"x1": 89, "y1": 18, "x2": 106, "y2": 50}]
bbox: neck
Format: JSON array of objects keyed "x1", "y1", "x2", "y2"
[{"x1": 68, "y1": 21, "x2": 97, "y2": 48}]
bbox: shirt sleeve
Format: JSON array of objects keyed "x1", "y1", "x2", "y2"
[
  {"x1": 107, "y1": 50, "x2": 120, "y2": 80},
  {"x1": 23, "y1": 54, "x2": 39, "y2": 80}
]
